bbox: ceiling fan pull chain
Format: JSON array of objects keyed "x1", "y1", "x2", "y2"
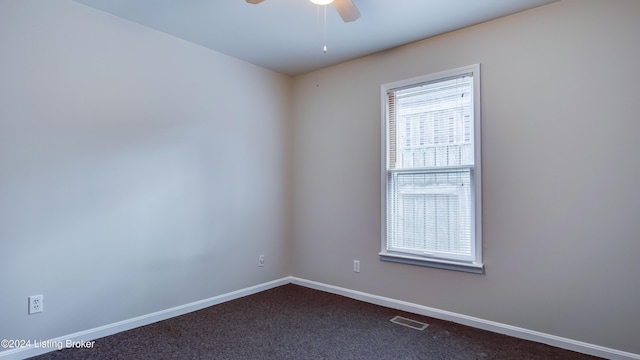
[{"x1": 323, "y1": 5, "x2": 328, "y2": 53}]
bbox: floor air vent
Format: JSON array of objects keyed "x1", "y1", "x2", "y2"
[{"x1": 390, "y1": 316, "x2": 429, "y2": 330}]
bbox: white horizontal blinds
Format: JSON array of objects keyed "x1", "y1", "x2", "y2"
[
  {"x1": 392, "y1": 74, "x2": 474, "y2": 170},
  {"x1": 387, "y1": 73, "x2": 475, "y2": 261},
  {"x1": 389, "y1": 171, "x2": 472, "y2": 258},
  {"x1": 388, "y1": 92, "x2": 397, "y2": 170}
]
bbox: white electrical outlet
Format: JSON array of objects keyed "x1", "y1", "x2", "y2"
[
  {"x1": 353, "y1": 260, "x2": 360, "y2": 273},
  {"x1": 258, "y1": 254, "x2": 265, "y2": 267},
  {"x1": 28, "y1": 294, "x2": 43, "y2": 315}
]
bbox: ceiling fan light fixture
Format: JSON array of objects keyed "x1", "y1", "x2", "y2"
[{"x1": 309, "y1": 0, "x2": 334, "y2": 5}]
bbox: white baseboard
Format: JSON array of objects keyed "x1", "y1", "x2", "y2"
[
  {"x1": 3, "y1": 276, "x2": 638, "y2": 360},
  {"x1": 290, "y1": 277, "x2": 640, "y2": 360},
  {"x1": 0, "y1": 277, "x2": 290, "y2": 360}
]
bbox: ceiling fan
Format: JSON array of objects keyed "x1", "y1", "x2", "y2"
[{"x1": 245, "y1": 0, "x2": 361, "y2": 23}]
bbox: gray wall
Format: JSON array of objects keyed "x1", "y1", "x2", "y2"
[
  {"x1": 0, "y1": 0, "x2": 292, "y2": 342},
  {"x1": 292, "y1": 0, "x2": 640, "y2": 354}
]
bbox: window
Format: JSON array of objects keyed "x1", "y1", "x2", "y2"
[{"x1": 380, "y1": 64, "x2": 483, "y2": 273}]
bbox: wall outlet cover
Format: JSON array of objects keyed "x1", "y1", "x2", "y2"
[{"x1": 28, "y1": 294, "x2": 43, "y2": 315}]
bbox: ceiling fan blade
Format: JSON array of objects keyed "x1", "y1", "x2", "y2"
[
  {"x1": 333, "y1": 0, "x2": 360, "y2": 22},
  {"x1": 245, "y1": 0, "x2": 264, "y2": 4}
]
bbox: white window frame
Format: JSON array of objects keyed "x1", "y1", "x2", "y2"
[{"x1": 380, "y1": 64, "x2": 483, "y2": 274}]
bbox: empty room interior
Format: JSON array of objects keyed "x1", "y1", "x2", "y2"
[{"x1": 1, "y1": 0, "x2": 639, "y2": 359}]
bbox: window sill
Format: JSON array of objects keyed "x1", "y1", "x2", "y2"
[{"x1": 379, "y1": 252, "x2": 484, "y2": 274}]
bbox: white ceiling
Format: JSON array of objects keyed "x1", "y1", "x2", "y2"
[{"x1": 74, "y1": 0, "x2": 559, "y2": 76}]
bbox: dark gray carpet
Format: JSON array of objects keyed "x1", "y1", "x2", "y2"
[{"x1": 30, "y1": 284, "x2": 602, "y2": 359}]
